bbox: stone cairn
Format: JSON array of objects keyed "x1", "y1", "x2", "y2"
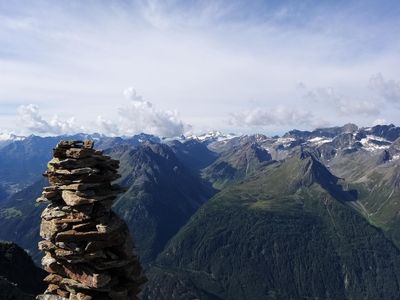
[{"x1": 37, "y1": 140, "x2": 146, "y2": 300}]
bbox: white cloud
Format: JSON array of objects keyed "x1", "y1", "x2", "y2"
[
  {"x1": 118, "y1": 101, "x2": 185, "y2": 137},
  {"x1": 18, "y1": 88, "x2": 191, "y2": 137},
  {"x1": 11, "y1": 81, "x2": 393, "y2": 137},
  {"x1": 16, "y1": 89, "x2": 188, "y2": 137},
  {"x1": 123, "y1": 87, "x2": 144, "y2": 102},
  {"x1": 97, "y1": 88, "x2": 188, "y2": 137},
  {"x1": 369, "y1": 73, "x2": 400, "y2": 104},
  {"x1": 17, "y1": 104, "x2": 82, "y2": 135}
]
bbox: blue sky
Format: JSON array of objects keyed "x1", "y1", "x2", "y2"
[{"x1": 0, "y1": 0, "x2": 399, "y2": 136}]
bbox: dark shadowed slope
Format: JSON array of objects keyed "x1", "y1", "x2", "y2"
[
  {"x1": 0, "y1": 179, "x2": 46, "y2": 263},
  {"x1": 110, "y1": 142, "x2": 215, "y2": 264},
  {"x1": 0, "y1": 241, "x2": 46, "y2": 299},
  {"x1": 168, "y1": 139, "x2": 218, "y2": 174},
  {"x1": 0, "y1": 136, "x2": 56, "y2": 192}
]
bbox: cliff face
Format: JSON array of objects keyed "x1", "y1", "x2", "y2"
[
  {"x1": 37, "y1": 140, "x2": 146, "y2": 300},
  {"x1": 0, "y1": 241, "x2": 46, "y2": 299}
]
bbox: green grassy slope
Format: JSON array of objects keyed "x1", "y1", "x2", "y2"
[
  {"x1": 143, "y1": 153, "x2": 400, "y2": 299},
  {"x1": 328, "y1": 148, "x2": 400, "y2": 248}
]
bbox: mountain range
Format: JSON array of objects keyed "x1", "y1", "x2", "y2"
[{"x1": 1, "y1": 123, "x2": 400, "y2": 299}]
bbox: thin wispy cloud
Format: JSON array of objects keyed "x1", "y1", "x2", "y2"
[
  {"x1": 230, "y1": 107, "x2": 314, "y2": 128},
  {"x1": 302, "y1": 86, "x2": 380, "y2": 117},
  {"x1": 369, "y1": 73, "x2": 400, "y2": 105}
]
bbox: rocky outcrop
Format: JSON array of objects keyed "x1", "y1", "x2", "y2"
[{"x1": 37, "y1": 140, "x2": 146, "y2": 300}]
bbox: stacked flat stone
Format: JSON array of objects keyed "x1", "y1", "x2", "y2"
[{"x1": 37, "y1": 140, "x2": 146, "y2": 300}]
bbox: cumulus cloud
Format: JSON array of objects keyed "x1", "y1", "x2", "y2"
[
  {"x1": 369, "y1": 73, "x2": 400, "y2": 104},
  {"x1": 229, "y1": 106, "x2": 314, "y2": 128},
  {"x1": 96, "y1": 88, "x2": 188, "y2": 137},
  {"x1": 118, "y1": 89, "x2": 186, "y2": 136},
  {"x1": 123, "y1": 87, "x2": 144, "y2": 102},
  {"x1": 14, "y1": 89, "x2": 189, "y2": 137},
  {"x1": 17, "y1": 104, "x2": 82, "y2": 135}
]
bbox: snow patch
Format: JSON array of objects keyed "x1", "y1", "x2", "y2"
[
  {"x1": 392, "y1": 154, "x2": 400, "y2": 161},
  {"x1": 308, "y1": 137, "x2": 333, "y2": 145},
  {"x1": 275, "y1": 137, "x2": 296, "y2": 147},
  {"x1": 360, "y1": 135, "x2": 391, "y2": 152},
  {"x1": 0, "y1": 133, "x2": 25, "y2": 141}
]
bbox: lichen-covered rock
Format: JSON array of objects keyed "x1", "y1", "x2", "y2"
[{"x1": 37, "y1": 140, "x2": 146, "y2": 300}]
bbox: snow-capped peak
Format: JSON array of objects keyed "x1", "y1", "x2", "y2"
[
  {"x1": 187, "y1": 131, "x2": 237, "y2": 142},
  {"x1": 0, "y1": 133, "x2": 25, "y2": 149},
  {"x1": 0, "y1": 133, "x2": 25, "y2": 141}
]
